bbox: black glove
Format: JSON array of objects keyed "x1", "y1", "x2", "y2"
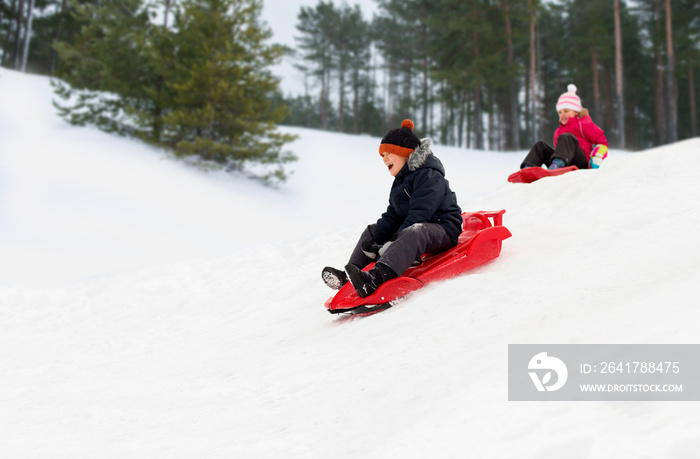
[{"x1": 361, "y1": 239, "x2": 383, "y2": 260}]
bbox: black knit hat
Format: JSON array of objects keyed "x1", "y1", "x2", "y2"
[{"x1": 378, "y1": 119, "x2": 421, "y2": 158}]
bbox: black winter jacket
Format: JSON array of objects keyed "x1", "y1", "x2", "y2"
[{"x1": 373, "y1": 138, "x2": 463, "y2": 246}]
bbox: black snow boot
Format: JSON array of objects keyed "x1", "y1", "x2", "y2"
[
  {"x1": 322, "y1": 266, "x2": 349, "y2": 290},
  {"x1": 345, "y1": 262, "x2": 397, "y2": 298}
]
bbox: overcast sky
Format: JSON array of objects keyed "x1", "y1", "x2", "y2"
[{"x1": 261, "y1": 0, "x2": 379, "y2": 95}]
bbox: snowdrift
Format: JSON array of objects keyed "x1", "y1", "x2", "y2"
[{"x1": 2, "y1": 67, "x2": 700, "y2": 458}]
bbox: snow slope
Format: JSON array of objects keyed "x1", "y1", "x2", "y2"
[{"x1": 2, "y1": 67, "x2": 700, "y2": 458}]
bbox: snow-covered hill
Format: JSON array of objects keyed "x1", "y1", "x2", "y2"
[{"x1": 2, "y1": 67, "x2": 700, "y2": 458}]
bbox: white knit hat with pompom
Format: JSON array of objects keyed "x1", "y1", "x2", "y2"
[{"x1": 556, "y1": 84, "x2": 583, "y2": 112}]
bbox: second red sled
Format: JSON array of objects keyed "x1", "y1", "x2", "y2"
[{"x1": 507, "y1": 165, "x2": 579, "y2": 184}]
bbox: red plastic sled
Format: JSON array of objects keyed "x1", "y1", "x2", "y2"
[
  {"x1": 325, "y1": 210, "x2": 512, "y2": 315},
  {"x1": 508, "y1": 165, "x2": 578, "y2": 184}
]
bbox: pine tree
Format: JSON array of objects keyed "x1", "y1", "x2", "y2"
[{"x1": 159, "y1": 0, "x2": 296, "y2": 182}]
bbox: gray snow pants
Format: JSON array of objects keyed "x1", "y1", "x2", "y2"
[
  {"x1": 348, "y1": 222, "x2": 453, "y2": 277},
  {"x1": 521, "y1": 133, "x2": 589, "y2": 169}
]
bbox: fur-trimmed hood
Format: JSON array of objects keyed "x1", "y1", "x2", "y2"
[
  {"x1": 406, "y1": 138, "x2": 447, "y2": 178},
  {"x1": 407, "y1": 138, "x2": 433, "y2": 171}
]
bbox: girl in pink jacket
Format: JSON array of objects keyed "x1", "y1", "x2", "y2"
[{"x1": 520, "y1": 84, "x2": 609, "y2": 170}]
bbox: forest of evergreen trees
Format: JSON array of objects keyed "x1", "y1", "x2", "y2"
[
  {"x1": 1, "y1": 0, "x2": 698, "y2": 154},
  {"x1": 287, "y1": 0, "x2": 700, "y2": 151}
]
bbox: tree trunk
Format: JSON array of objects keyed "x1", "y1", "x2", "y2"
[
  {"x1": 337, "y1": 39, "x2": 346, "y2": 133},
  {"x1": 614, "y1": 0, "x2": 625, "y2": 148},
  {"x1": 403, "y1": 57, "x2": 411, "y2": 118},
  {"x1": 385, "y1": 63, "x2": 393, "y2": 129},
  {"x1": 524, "y1": 61, "x2": 530, "y2": 135},
  {"x1": 449, "y1": 101, "x2": 455, "y2": 146},
  {"x1": 1, "y1": 0, "x2": 16, "y2": 66},
  {"x1": 500, "y1": 109, "x2": 505, "y2": 150},
  {"x1": 474, "y1": 85, "x2": 483, "y2": 149},
  {"x1": 465, "y1": 91, "x2": 471, "y2": 149},
  {"x1": 654, "y1": 51, "x2": 666, "y2": 144},
  {"x1": 689, "y1": 67, "x2": 697, "y2": 138},
  {"x1": 527, "y1": 0, "x2": 537, "y2": 144},
  {"x1": 488, "y1": 89, "x2": 494, "y2": 150},
  {"x1": 440, "y1": 80, "x2": 446, "y2": 143},
  {"x1": 473, "y1": 3, "x2": 483, "y2": 150},
  {"x1": 502, "y1": 0, "x2": 519, "y2": 150},
  {"x1": 12, "y1": 0, "x2": 24, "y2": 69},
  {"x1": 429, "y1": 79, "x2": 433, "y2": 136},
  {"x1": 653, "y1": 0, "x2": 666, "y2": 145},
  {"x1": 457, "y1": 90, "x2": 465, "y2": 148},
  {"x1": 603, "y1": 60, "x2": 616, "y2": 135},
  {"x1": 153, "y1": 0, "x2": 172, "y2": 142},
  {"x1": 592, "y1": 50, "x2": 601, "y2": 120},
  {"x1": 320, "y1": 68, "x2": 328, "y2": 130},
  {"x1": 164, "y1": 0, "x2": 171, "y2": 27},
  {"x1": 303, "y1": 75, "x2": 311, "y2": 128},
  {"x1": 665, "y1": 0, "x2": 677, "y2": 142},
  {"x1": 535, "y1": 22, "x2": 544, "y2": 141},
  {"x1": 383, "y1": 60, "x2": 388, "y2": 129},
  {"x1": 338, "y1": 65, "x2": 345, "y2": 132},
  {"x1": 49, "y1": 0, "x2": 69, "y2": 74},
  {"x1": 365, "y1": 49, "x2": 377, "y2": 134},
  {"x1": 360, "y1": 83, "x2": 367, "y2": 134},
  {"x1": 352, "y1": 74, "x2": 359, "y2": 134},
  {"x1": 422, "y1": 55, "x2": 428, "y2": 134},
  {"x1": 421, "y1": 21, "x2": 429, "y2": 132}
]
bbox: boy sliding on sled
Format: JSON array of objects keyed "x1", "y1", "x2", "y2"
[
  {"x1": 519, "y1": 84, "x2": 609, "y2": 171},
  {"x1": 322, "y1": 119, "x2": 463, "y2": 298}
]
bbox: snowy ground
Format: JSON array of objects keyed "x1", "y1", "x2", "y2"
[{"x1": 2, "y1": 67, "x2": 700, "y2": 458}]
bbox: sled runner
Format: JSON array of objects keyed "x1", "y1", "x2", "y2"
[
  {"x1": 325, "y1": 210, "x2": 512, "y2": 315},
  {"x1": 507, "y1": 165, "x2": 578, "y2": 184}
]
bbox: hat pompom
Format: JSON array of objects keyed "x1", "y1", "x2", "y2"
[
  {"x1": 567, "y1": 84, "x2": 577, "y2": 94},
  {"x1": 401, "y1": 119, "x2": 414, "y2": 130}
]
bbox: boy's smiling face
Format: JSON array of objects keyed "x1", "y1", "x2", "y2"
[{"x1": 382, "y1": 152, "x2": 408, "y2": 176}]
